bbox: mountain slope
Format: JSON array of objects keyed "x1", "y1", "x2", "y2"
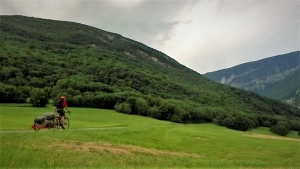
[
  {"x1": 1, "y1": 15, "x2": 299, "y2": 133},
  {"x1": 204, "y1": 52, "x2": 300, "y2": 108}
]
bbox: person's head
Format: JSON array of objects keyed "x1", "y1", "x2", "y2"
[{"x1": 61, "y1": 96, "x2": 66, "y2": 101}]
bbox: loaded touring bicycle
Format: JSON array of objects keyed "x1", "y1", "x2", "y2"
[{"x1": 32, "y1": 110, "x2": 70, "y2": 131}]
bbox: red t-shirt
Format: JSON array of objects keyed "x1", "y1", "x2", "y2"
[{"x1": 62, "y1": 101, "x2": 67, "y2": 107}]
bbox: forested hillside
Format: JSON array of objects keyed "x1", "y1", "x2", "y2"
[
  {"x1": 204, "y1": 52, "x2": 300, "y2": 108},
  {"x1": 1, "y1": 15, "x2": 299, "y2": 135}
]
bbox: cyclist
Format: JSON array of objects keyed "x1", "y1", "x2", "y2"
[{"x1": 55, "y1": 95, "x2": 70, "y2": 129}]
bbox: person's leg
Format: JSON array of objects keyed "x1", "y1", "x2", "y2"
[
  {"x1": 57, "y1": 109, "x2": 65, "y2": 129},
  {"x1": 60, "y1": 116, "x2": 65, "y2": 128}
]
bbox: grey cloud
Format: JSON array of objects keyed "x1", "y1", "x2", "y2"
[
  {"x1": 0, "y1": 1, "x2": 25, "y2": 15},
  {"x1": 155, "y1": 21, "x2": 181, "y2": 45},
  {"x1": 77, "y1": 1, "x2": 196, "y2": 45},
  {"x1": 0, "y1": 0, "x2": 199, "y2": 46},
  {"x1": 184, "y1": 20, "x2": 193, "y2": 24}
]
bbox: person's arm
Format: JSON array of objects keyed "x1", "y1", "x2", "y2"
[
  {"x1": 64, "y1": 101, "x2": 69, "y2": 113},
  {"x1": 65, "y1": 105, "x2": 69, "y2": 112}
]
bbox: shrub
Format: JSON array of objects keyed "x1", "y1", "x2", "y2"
[
  {"x1": 144, "y1": 95, "x2": 161, "y2": 107},
  {"x1": 220, "y1": 115, "x2": 254, "y2": 132},
  {"x1": 246, "y1": 115, "x2": 259, "y2": 128},
  {"x1": 170, "y1": 107, "x2": 190, "y2": 123},
  {"x1": 235, "y1": 116, "x2": 255, "y2": 131},
  {"x1": 189, "y1": 109, "x2": 205, "y2": 123},
  {"x1": 94, "y1": 94, "x2": 119, "y2": 109},
  {"x1": 80, "y1": 93, "x2": 95, "y2": 108},
  {"x1": 289, "y1": 120, "x2": 300, "y2": 131},
  {"x1": 0, "y1": 83, "x2": 26, "y2": 103},
  {"x1": 257, "y1": 114, "x2": 282, "y2": 127},
  {"x1": 126, "y1": 97, "x2": 137, "y2": 114},
  {"x1": 148, "y1": 106, "x2": 160, "y2": 119},
  {"x1": 114, "y1": 102, "x2": 132, "y2": 114},
  {"x1": 262, "y1": 121, "x2": 272, "y2": 127},
  {"x1": 71, "y1": 95, "x2": 83, "y2": 107},
  {"x1": 270, "y1": 123, "x2": 290, "y2": 136},
  {"x1": 18, "y1": 86, "x2": 31, "y2": 98},
  {"x1": 277, "y1": 120, "x2": 291, "y2": 129},
  {"x1": 201, "y1": 108, "x2": 221, "y2": 122},
  {"x1": 29, "y1": 88, "x2": 48, "y2": 107},
  {"x1": 221, "y1": 117, "x2": 235, "y2": 128},
  {"x1": 135, "y1": 98, "x2": 149, "y2": 116},
  {"x1": 157, "y1": 101, "x2": 176, "y2": 120},
  {"x1": 213, "y1": 113, "x2": 228, "y2": 126}
]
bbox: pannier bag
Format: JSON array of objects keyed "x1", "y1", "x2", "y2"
[
  {"x1": 43, "y1": 120, "x2": 54, "y2": 127},
  {"x1": 42, "y1": 112, "x2": 55, "y2": 120},
  {"x1": 34, "y1": 116, "x2": 45, "y2": 124},
  {"x1": 34, "y1": 112, "x2": 55, "y2": 124}
]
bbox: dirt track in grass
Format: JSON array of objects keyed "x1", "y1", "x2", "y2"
[
  {"x1": 244, "y1": 134, "x2": 300, "y2": 142},
  {"x1": 50, "y1": 140, "x2": 201, "y2": 158}
]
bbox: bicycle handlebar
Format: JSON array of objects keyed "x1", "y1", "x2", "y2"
[{"x1": 53, "y1": 108, "x2": 71, "y2": 115}]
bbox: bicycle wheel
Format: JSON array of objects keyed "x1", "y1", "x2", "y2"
[
  {"x1": 33, "y1": 122, "x2": 41, "y2": 131},
  {"x1": 47, "y1": 119, "x2": 55, "y2": 130},
  {"x1": 53, "y1": 118, "x2": 60, "y2": 130},
  {"x1": 64, "y1": 117, "x2": 69, "y2": 129}
]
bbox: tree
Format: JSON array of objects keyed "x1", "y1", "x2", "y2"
[
  {"x1": 219, "y1": 115, "x2": 254, "y2": 132},
  {"x1": 29, "y1": 88, "x2": 48, "y2": 107},
  {"x1": 18, "y1": 86, "x2": 31, "y2": 98},
  {"x1": 171, "y1": 107, "x2": 190, "y2": 123},
  {"x1": 0, "y1": 83, "x2": 26, "y2": 103},
  {"x1": 134, "y1": 98, "x2": 149, "y2": 116},
  {"x1": 270, "y1": 123, "x2": 290, "y2": 136},
  {"x1": 114, "y1": 102, "x2": 131, "y2": 114},
  {"x1": 29, "y1": 77, "x2": 45, "y2": 88},
  {"x1": 234, "y1": 116, "x2": 254, "y2": 131},
  {"x1": 148, "y1": 106, "x2": 160, "y2": 119},
  {"x1": 157, "y1": 101, "x2": 176, "y2": 120}
]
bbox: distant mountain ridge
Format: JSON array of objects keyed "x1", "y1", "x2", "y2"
[{"x1": 204, "y1": 51, "x2": 300, "y2": 108}]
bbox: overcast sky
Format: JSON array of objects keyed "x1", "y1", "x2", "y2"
[{"x1": 1, "y1": 0, "x2": 299, "y2": 74}]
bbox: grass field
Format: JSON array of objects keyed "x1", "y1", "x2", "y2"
[{"x1": 0, "y1": 103, "x2": 299, "y2": 169}]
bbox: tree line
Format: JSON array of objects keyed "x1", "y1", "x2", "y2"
[{"x1": 1, "y1": 80, "x2": 299, "y2": 136}]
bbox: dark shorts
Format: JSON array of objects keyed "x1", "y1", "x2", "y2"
[{"x1": 57, "y1": 108, "x2": 65, "y2": 117}]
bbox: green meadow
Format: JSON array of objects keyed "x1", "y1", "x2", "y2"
[{"x1": 0, "y1": 103, "x2": 299, "y2": 169}]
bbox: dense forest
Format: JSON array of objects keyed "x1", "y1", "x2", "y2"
[{"x1": 1, "y1": 15, "x2": 299, "y2": 136}]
